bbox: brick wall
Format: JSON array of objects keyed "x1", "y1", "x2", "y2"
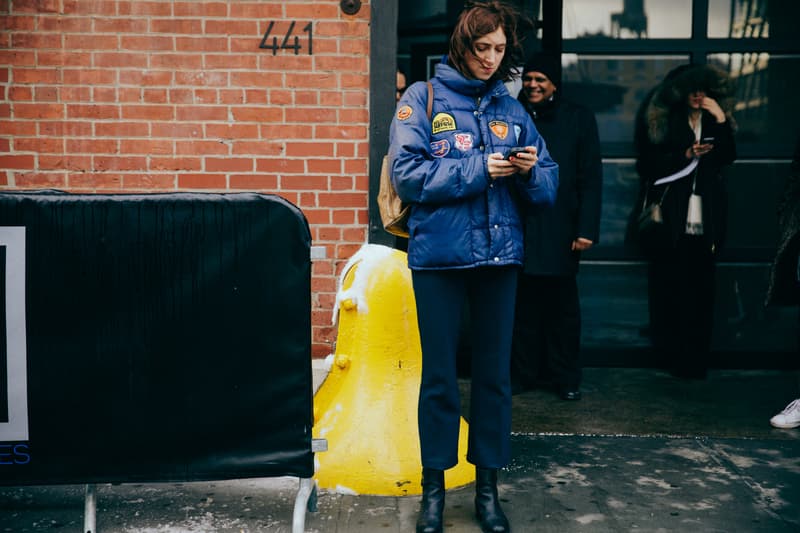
[{"x1": 0, "y1": 0, "x2": 372, "y2": 358}]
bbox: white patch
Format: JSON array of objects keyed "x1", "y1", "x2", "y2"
[
  {"x1": 514, "y1": 124, "x2": 522, "y2": 142},
  {"x1": 575, "y1": 514, "x2": 605, "y2": 525},
  {"x1": 635, "y1": 476, "x2": 673, "y2": 490}
]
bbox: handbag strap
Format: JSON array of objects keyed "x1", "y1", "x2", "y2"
[
  {"x1": 641, "y1": 181, "x2": 670, "y2": 211},
  {"x1": 426, "y1": 81, "x2": 433, "y2": 121}
]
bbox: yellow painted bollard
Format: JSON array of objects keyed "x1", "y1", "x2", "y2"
[{"x1": 313, "y1": 244, "x2": 474, "y2": 495}]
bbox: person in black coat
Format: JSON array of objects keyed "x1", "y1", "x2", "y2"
[
  {"x1": 766, "y1": 135, "x2": 800, "y2": 429},
  {"x1": 633, "y1": 64, "x2": 737, "y2": 379},
  {"x1": 511, "y1": 53, "x2": 603, "y2": 400}
]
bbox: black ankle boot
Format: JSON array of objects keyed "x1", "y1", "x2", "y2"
[
  {"x1": 416, "y1": 467, "x2": 445, "y2": 533},
  {"x1": 475, "y1": 467, "x2": 510, "y2": 533}
]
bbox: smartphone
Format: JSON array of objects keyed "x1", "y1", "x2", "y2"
[
  {"x1": 701, "y1": 136, "x2": 715, "y2": 144},
  {"x1": 505, "y1": 147, "x2": 526, "y2": 159}
]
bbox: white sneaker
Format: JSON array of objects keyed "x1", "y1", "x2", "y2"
[{"x1": 770, "y1": 399, "x2": 800, "y2": 429}]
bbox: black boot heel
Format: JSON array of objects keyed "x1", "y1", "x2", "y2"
[
  {"x1": 416, "y1": 467, "x2": 445, "y2": 533},
  {"x1": 475, "y1": 467, "x2": 510, "y2": 533}
]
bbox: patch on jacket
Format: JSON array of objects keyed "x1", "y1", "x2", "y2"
[
  {"x1": 454, "y1": 133, "x2": 473, "y2": 151},
  {"x1": 489, "y1": 120, "x2": 509, "y2": 140},
  {"x1": 432, "y1": 112, "x2": 456, "y2": 134},
  {"x1": 396, "y1": 105, "x2": 413, "y2": 120},
  {"x1": 430, "y1": 139, "x2": 451, "y2": 157}
]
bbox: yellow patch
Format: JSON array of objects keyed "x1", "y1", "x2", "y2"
[
  {"x1": 431, "y1": 112, "x2": 456, "y2": 134},
  {"x1": 489, "y1": 120, "x2": 509, "y2": 140},
  {"x1": 397, "y1": 105, "x2": 413, "y2": 120}
]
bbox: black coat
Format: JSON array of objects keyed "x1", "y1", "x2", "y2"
[
  {"x1": 517, "y1": 95, "x2": 603, "y2": 275},
  {"x1": 765, "y1": 138, "x2": 800, "y2": 306},
  {"x1": 632, "y1": 64, "x2": 737, "y2": 255}
]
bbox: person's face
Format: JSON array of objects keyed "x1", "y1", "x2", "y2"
[
  {"x1": 521, "y1": 71, "x2": 556, "y2": 106},
  {"x1": 396, "y1": 71, "x2": 407, "y2": 102},
  {"x1": 465, "y1": 27, "x2": 506, "y2": 81},
  {"x1": 687, "y1": 90, "x2": 706, "y2": 110}
]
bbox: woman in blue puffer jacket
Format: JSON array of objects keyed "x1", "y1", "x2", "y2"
[{"x1": 388, "y1": 3, "x2": 558, "y2": 532}]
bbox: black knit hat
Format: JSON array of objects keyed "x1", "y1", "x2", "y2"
[{"x1": 522, "y1": 53, "x2": 561, "y2": 86}]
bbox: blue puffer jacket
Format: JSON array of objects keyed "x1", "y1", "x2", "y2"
[{"x1": 389, "y1": 61, "x2": 559, "y2": 270}]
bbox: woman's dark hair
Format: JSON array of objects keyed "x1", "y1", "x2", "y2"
[{"x1": 447, "y1": 1, "x2": 527, "y2": 83}]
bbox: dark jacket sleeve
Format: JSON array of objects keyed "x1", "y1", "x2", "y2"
[{"x1": 575, "y1": 107, "x2": 603, "y2": 243}]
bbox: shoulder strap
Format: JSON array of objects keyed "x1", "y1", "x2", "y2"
[{"x1": 426, "y1": 81, "x2": 433, "y2": 121}]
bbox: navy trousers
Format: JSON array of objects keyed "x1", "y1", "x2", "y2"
[
  {"x1": 511, "y1": 274, "x2": 582, "y2": 390},
  {"x1": 412, "y1": 266, "x2": 517, "y2": 470}
]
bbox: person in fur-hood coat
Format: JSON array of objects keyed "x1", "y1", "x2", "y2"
[{"x1": 633, "y1": 63, "x2": 737, "y2": 380}]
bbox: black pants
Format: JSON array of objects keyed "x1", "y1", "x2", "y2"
[
  {"x1": 648, "y1": 234, "x2": 716, "y2": 377},
  {"x1": 412, "y1": 266, "x2": 517, "y2": 470},
  {"x1": 511, "y1": 274, "x2": 582, "y2": 390}
]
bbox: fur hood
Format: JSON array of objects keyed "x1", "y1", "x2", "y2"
[{"x1": 645, "y1": 64, "x2": 737, "y2": 144}]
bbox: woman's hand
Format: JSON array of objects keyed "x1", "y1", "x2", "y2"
[
  {"x1": 702, "y1": 96, "x2": 726, "y2": 123},
  {"x1": 686, "y1": 141, "x2": 714, "y2": 159},
  {"x1": 488, "y1": 146, "x2": 538, "y2": 180}
]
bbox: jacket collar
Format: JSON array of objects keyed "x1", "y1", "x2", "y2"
[{"x1": 434, "y1": 62, "x2": 508, "y2": 100}]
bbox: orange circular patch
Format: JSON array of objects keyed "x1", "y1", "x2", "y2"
[{"x1": 396, "y1": 105, "x2": 413, "y2": 120}]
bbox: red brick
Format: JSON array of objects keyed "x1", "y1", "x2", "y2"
[
  {"x1": 316, "y1": 124, "x2": 367, "y2": 140},
  {"x1": 94, "y1": 18, "x2": 149, "y2": 34},
  {"x1": 175, "y1": 106, "x2": 226, "y2": 121},
  {"x1": 123, "y1": 173, "x2": 177, "y2": 189},
  {"x1": 93, "y1": 156, "x2": 148, "y2": 171},
  {"x1": 285, "y1": 142, "x2": 334, "y2": 158},
  {"x1": 69, "y1": 173, "x2": 123, "y2": 190},
  {"x1": 175, "y1": 140, "x2": 228, "y2": 156},
  {"x1": 261, "y1": 124, "x2": 313, "y2": 140},
  {"x1": 152, "y1": 122, "x2": 203, "y2": 139},
  {"x1": 206, "y1": 124, "x2": 260, "y2": 140},
  {"x1": 232, "y1": 106, "x2": 283, "y2": 123},
  {"x1": 229, "y1": 174, "x2": 278, "y2": 190},
  {"x1": 14, "y1": 102, "x2": 64, "y2": 119},
  {"x1": 256, "y1": 158, "x2": 304, "y2": 173},
  {"x1": 151, "y1": 54, "x2": 203, "y2": 70},
  {"x1": 118, "y1": 1, "x2": 172, "y2": 16},
  {"x1": 9, "y1": 86, "x2": 33, "y2": 101},
  {"x1": 64, "y1": 34, "x2": 118, "y2": 51},
  {"x1": 0, "y1": 15, "x2": 36, "y2": 31},
  {"x1": 149, "y1": 157, "x2": 202, "y2": 172},
  {"x1": 231, "y1": 140, "x2": 283, "y2": 156},
  {"x1": 39, "y1": 154, "x2": 91, "y2": 170},
  {"x1": 332, "y1": 209, "x2": 357, "y2": 224},
  {"x1": 122, "y1": 105, "x2": 174, "y2": 121},
  {"x1": 66, "y1": 104, "x2": 119, "y2": 120},
  {"x1": 95, "y1": 122, "x2": 148, "y2": 137},
  {"x1": 14, "y1": 68, "x2": 62, "y2": 84},
  {"x1": 178, "y1": 173, "x2": 227, "y2": 189},
  {"x1": 0, "y1": 50, "x2": 36, "y2": 67},
  {"x1": 120, "y1": 139, "x2": 173, "y2": 155},
  {"x1": 174, "y1": 2, "x2": 228, "y2": 17},
  {"x1": 15, "y1": 137, "x2": 62, "y2": 153},
  {"x1": 63, "y1": 69, "x2": 116, "y2": 85},
  {"x1": 205, "y1": 19, "x2": 257, "y2": 36},
  {"x1": 94, "y1": 52, "x2": 148, "y2": 69},
  {"x1": 151, "y1": 19, "x2": 203, "y2": 34},
  {"x1": 120, "y1": 35, "x2": 173, "y2": 52},
  {"x1": 15, "y1": 172, "x2": 66, "y2": 187},
  {"x1": 205, "y1": 157, "x2": 253, "y2": 172},
  {"x1": 175, "y1": 71, "x2": 228, "y2": 87},
  {"x1": 0, "y1": 154, "x2": 35, "y2": 169},
  {"x1": 282, "y1": 174, "x2": 329, "y2": 190}
]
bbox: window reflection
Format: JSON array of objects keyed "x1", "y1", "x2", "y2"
[
  {"x1": 708, "y1": 53, "x2": 800, "y2": 152},
  {"x1": 708, "y1": 0, "x2": 769, "y2": 38},
  {"x1": 563, "y1": 0, "x2": 691, "y2": 39},
  {"x1": 561, "y1": 55, "x2": 688, "y2": 145}
]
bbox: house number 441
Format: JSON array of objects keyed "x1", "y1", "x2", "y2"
[{"x1": 259, "y1": 21, "x2": 313, "y2": 55}]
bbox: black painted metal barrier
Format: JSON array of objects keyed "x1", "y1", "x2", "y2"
[{"x1": 0, "y1": 191, "x2": 320, "y2": 531}]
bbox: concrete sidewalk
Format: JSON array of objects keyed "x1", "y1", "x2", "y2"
[{"x1": 1, "y1": 367, "x2": 799, "y2": 532}]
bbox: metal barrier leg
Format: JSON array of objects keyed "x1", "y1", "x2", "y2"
[
  {"x1": 292, "y1": 477, "x2": 314, "y2": 533},
  {"x1": 84, "y1": 484, "x2": 97, "y2": 533}
]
